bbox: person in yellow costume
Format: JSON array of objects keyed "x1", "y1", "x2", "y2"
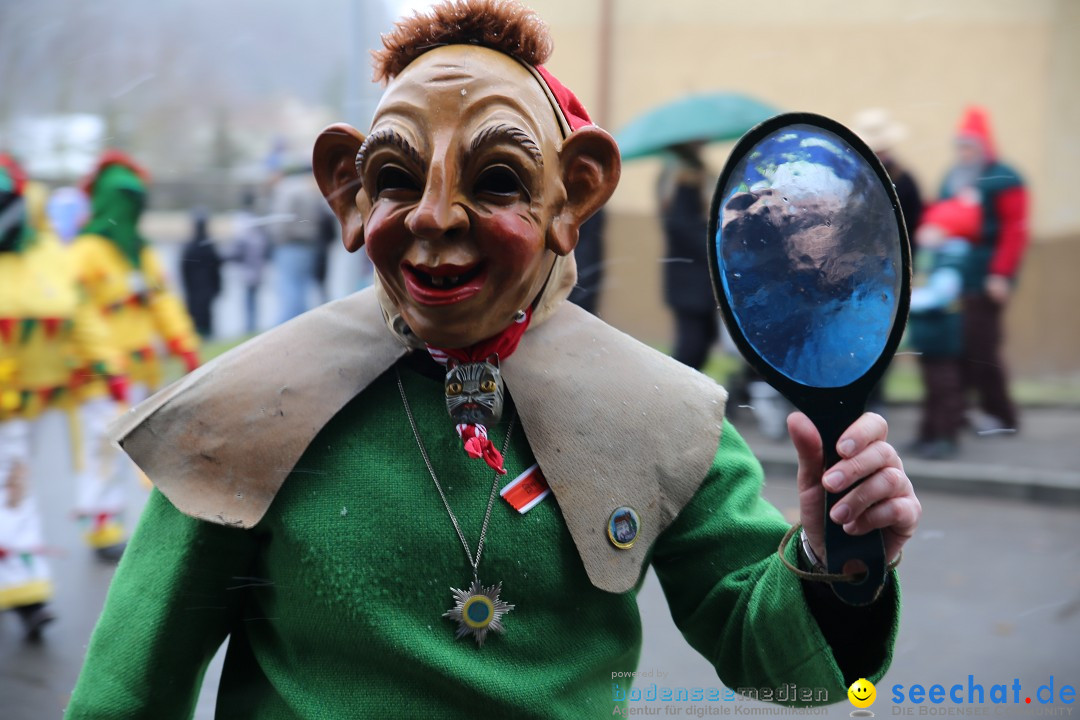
[
  {"x1": 0, "y1": 155, "x2": 127, "y2": 639},
  {"x1": 69, "y1": 151, "x2": 200, "y2": 559}
]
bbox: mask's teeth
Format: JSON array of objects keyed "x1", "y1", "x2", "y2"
[
  {"x1": 447, "y1": 275, "x2": 459, "y2": 285},
  {"x1": 430, "y1": 275, "x2": 445, "y2": 287}
]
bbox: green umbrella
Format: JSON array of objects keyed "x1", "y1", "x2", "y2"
[{"x1": 614, "y1": 92, "x2": 781, "y2": 161}]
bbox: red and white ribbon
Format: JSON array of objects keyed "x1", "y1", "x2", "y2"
[
  {"x1": 500, "y1": 464, "x2": 550, "y2": 514},
  {"x1": 456, "y1": 423, "x2": 506, "y2": 475}
]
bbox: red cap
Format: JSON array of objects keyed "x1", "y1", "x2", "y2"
[
  {"x1": 535, "y1": 65, "x2": 592, "y2": 132},
  {"x1": 0, "y1": 154, "x2": 27, "y2": 196},
  {"x1": 80, "y1": 149, "x2": 152, "y2": 195},
  {"x1": 921, "y1": 197, "x2": 982, "y2": 242},
  {"x1": 957, "y1": 106, "x2": 996, "y2": 161}
]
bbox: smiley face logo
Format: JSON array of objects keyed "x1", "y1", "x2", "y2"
[{"x1": 848, "y1": 678, "x2": 876, "y2": 709}]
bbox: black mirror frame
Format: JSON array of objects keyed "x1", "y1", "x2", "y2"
[{"x1": 707, "y1": 112, "x2": 912, "y2": 605}]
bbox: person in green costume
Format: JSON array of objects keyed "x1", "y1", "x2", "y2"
[
  {"x1": 69, "y1": 152, "x2": 200, "y2": 561},
  {"x1": 67, "y1": 2, "x2": 921, "y2": 717}
]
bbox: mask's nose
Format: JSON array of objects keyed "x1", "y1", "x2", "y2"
[{"x1": 405, "y1": 168, "x2": 469, "y2": 242}]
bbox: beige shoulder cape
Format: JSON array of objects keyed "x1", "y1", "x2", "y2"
[{"x1": 111, "y1": 288, "x2": 727, "y2": 593}]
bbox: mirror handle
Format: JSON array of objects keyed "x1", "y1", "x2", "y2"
[
  {"x1": 815, "y1": 407, "x2": 889, "y2": 606},
  {"x1": 822, "y1": 455, "x2": 888, "y2": 604}
]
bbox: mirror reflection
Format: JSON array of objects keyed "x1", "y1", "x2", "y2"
[{"x1": 716, "y1": 123, "x2": 902, "y2": 388}]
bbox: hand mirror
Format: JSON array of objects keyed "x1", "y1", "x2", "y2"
[{"x1": 707, "y1": 113, "x2": 911, "y2": 605}]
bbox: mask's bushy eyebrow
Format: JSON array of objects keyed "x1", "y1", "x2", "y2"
[
  {"x1": 355, "y1": 129, "x2": 423, "y2": 177},
  {"x1": 470, "y1": 123, "x2": 543, "y2": 165}
]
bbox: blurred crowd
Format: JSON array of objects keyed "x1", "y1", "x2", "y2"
[{"x1": 176, "y1": 162, "x2": 353, "y2": 341}]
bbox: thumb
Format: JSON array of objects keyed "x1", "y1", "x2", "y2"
[
  {"x1": 789, "y1": 411, "x2": 828, "y2": 561},
  {"x1": 788, "y1": 411, "x2": 824, "y2": 493}
]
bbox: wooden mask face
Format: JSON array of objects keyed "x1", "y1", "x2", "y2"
[{"x1": 314, "y1": 45, "x2": 621, "y2": 349}]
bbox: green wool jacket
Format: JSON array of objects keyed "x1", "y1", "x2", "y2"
[{"x1": 67, "y1": 362, "x2": 898, "y2": 719}]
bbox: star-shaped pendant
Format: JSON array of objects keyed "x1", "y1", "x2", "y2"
[{"x1": 443, "y1": 579, "x2": 514, "y2": 648}]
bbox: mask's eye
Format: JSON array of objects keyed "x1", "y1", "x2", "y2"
[
  {"x1": 446, "y1": 382, "x2": 463, "y2": 396},
  {"x1": 375, "y1": 166, "x2": 420, "y2": 197},
  {"x1": 480, "y1": 379, "x2": 497, "y2": 393},
  {"x1": 474, "y1": 166, "x2": 523, "y2": 200}
]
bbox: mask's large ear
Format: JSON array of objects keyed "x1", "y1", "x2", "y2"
[
  {"x1": 547, "y1": 126, "x2": 621, "y2": 256},
  {"x1": 313, "y1": 123, "x2": 366, "y2": 252}
]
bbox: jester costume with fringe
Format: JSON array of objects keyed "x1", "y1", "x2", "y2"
[{"x1": 0, "y1": 165, "x2": 123, "y2": 611}]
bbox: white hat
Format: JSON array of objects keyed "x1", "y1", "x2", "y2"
[{"x1": 852, "y1": 108, "x2": 908, "y2": 153}]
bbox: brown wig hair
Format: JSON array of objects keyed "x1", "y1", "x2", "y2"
[{"x1": 372, "y1": 0, "x2": 553, "y2": 84}]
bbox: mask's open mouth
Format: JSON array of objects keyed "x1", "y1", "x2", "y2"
[
  {"x1": 402, "y1": 262, "x2": 488, "y2": 306},
  {"x1": 406, "y1": 262, "x2": 485, "y2": 290}
]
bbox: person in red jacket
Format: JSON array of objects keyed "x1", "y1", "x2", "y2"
[{"x1": 938, "y1": 106, "x2": 1028, "y2": 433}]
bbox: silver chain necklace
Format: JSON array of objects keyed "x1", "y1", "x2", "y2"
[{"x1": 395, "y1": 369, "x2": 516, "y2": 648}]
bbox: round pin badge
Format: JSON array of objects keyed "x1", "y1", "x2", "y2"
[{"x1": 607, "y1": 506, "x2": 640, "y2": 550}]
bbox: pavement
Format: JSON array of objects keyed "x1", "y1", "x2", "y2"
[{"x1": 730, "y1": 401, "x2": 1080, "y2": 505}]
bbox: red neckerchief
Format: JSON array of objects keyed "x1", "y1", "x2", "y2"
[{"x1": 425, "y1": 309, "x2": 532, "y2": 474}]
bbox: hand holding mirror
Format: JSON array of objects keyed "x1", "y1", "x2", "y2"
[{"x1": 707, "y1": 113, "x2": 911, "y2": 606}]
